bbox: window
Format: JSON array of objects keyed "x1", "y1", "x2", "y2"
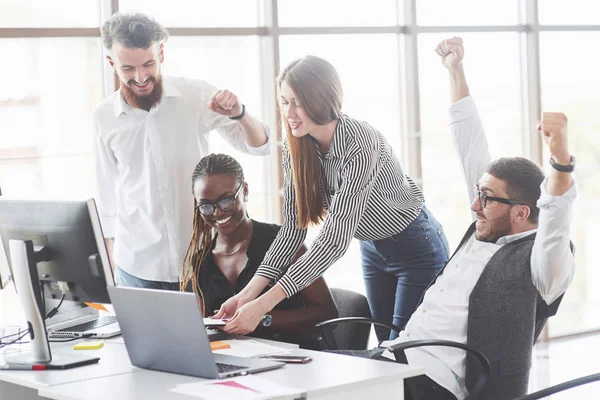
[
  {"x1": 119, "y1": 0, "x2": 261, "y2": 27},
  {"x1": 278, "y1": 0, "x2": 398, "y2": 27},
  {"x1": 538, "y1": 0, "x2": 600, "y2": 25},
  {"x1": 0, "y1": 38, "x2": 103, "y2": 199},
  {"x1": 416, "y1": 0, "x2": 519, "y2": 26},
  {"x1": 0, "y1": 0, "x2": 100, "y2": 28},
  {"x1": 540, "y1": 32, "x2": 600, "y2": 336}
]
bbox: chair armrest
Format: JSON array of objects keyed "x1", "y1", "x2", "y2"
[
  {"x1": 315, "y1": 317, "x2": 403, "y2": 350},
  {"x1": 388, "y1": 339, "x2": 491, "y2": 400},
  {"x1": 514, "y1": 373, "x2": 600, "y2": 400},
  {"x1": 315, "y1": 317, "x2": 402, "y2": 333}
]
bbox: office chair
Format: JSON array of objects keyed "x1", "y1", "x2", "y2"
[
  {"x1": 316, "y1": 288, "x2": 373, "y2": 350},
  {"x1": 316, "y1": 317, "x2": 491, "y2": 400},
  {"x1": 514, "y1": 372, "x2": 600, "y2": 400}
]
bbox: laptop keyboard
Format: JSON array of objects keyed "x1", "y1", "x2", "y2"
[
  {"x1": 216, "y1": 362, "x2": 245, "y2": 374},
  {"x1": 56, "y1": 316, "x2": 118, "y2": 333}
]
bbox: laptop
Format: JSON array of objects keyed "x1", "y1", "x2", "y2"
[
  {"x1": 43, "y1": 298, "x2": 120, "y2": 339},
  {"x1": 107, "y1": 286, "x2": 285, "y2": 379}
]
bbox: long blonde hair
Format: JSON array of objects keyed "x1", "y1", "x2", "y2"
[
  {"x1": 180, "y1": 154, "x2": 245, "y2": 316},
  {"x1": 277, "y1": 55, "x2": 343, "y2": 228}
]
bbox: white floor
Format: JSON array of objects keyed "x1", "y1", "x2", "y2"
[{"x1": 528, "y1": 333, "x2": 600, "y2": 398}]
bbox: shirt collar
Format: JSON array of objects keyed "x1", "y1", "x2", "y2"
[
  {"x1": 495, "y1": 228, "x2": 537, "y2": 245},
  {"x1": 113, "y1": 77, "x2": 181, "y2": 117}
]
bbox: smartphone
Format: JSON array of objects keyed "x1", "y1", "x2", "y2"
[{"x1": 259, "y1": 355, "x2": 313, "y2": 364}]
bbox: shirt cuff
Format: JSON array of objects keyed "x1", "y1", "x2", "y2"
[
  {"x1": 256, "y1": 264, "x2": 281, "y2": 281},
  {"x1": 275, "y1": 274, "x2": 300, "y2": 298},
  {"x1": 537, "y1": 176, "x2": 578, "y2": 209},
  {"x1": 99, "y1": 214, "x2": 117, "y2": 238},
  {"x1": 448, "y1": 95, "x2": 478, "y2": 125},
  {"x1": 244, "y1": 123, "x2": 272, "y2": 155}
]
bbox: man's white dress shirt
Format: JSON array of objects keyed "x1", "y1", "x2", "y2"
[
  {"x1": 93, "y1": 77, "x2": 271, "y2": 282},
  {"x1": 380, "y1": 96, "x2": 576, "y2": 400}
]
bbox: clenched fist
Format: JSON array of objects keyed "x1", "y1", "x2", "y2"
[
  {"x1": 435, "y1": 37, "x2": 464, "y2": 71},
  {"x1": 208, "y1": 89, "x2": 244, "y2": 118},
  {"x1": 539, "y1": 112, "x2": 570, "y2": 164}
]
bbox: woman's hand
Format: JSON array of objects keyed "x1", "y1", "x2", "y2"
[
  {"x1": 222, "y1": 300, "x2": 268, "y2": 335},
  {"x1": 212, "y1": 294, "x2": 246, "y2": 320}
]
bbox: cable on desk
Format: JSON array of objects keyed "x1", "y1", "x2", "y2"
[{"x1": 0, "y1": 331, "x2": 29, "y2": 349}]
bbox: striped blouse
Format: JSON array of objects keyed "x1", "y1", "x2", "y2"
[{"x1": 256, "y1": 113, "x2": 424, "y2": 297}]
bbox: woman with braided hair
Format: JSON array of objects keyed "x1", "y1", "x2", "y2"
[{"x1": 181, "y1": 153, "x2": 337, "y2": 349}]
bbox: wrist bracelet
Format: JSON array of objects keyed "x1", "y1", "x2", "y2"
[{"x1": 229, "y1": 104, "x2": 246, "y2": 120}]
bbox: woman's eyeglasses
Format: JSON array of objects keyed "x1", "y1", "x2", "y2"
[
  {"x1": 196, "y1": 182, "x2": 244, "y2": 216},
  {"x1": 473, "y1": 185, "x2": 526, "y2": 209}
]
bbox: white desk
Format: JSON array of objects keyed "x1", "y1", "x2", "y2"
[
  {"x1": 38, "y1": 347, "x2": 422, "y2": 400},
  {"x1": 1, "y1": 339, "x2": 422, "y2": 400},
  {"x1": 0, "y1": 341, "x2": 137, "y2": 400},
  {"x1": 1, "y1": 287, "x2": 423, "y2": 400}
]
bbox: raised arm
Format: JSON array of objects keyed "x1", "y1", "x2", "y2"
[
  {"x1": 530, "y1": 113, "x2": 576, "y2": 304},
  {"x1": 437, "y1": 37, "x2": 491, "y2": 210},
  {"x1": 206, "y1": 87, "x2": 270, "y2": 153}
]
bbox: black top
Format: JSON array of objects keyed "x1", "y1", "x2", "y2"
[
  {"x1": 189, "y1": 220, "x2": 321, "y2": 349},
  {"x1": 196, "y1": 220, "x2": 304, "y2": 314}
]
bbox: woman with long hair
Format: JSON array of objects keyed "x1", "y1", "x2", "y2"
[
  {"x1": 215, "y1": 56, "x2": 450, "y2": 341},
  {"x1": 181, "y1": 153, "x2": 337, "y2": 348}
]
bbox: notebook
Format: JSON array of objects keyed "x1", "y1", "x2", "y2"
[{"x1": 107, "y1": 286, "x2": 285, "y2": 379}]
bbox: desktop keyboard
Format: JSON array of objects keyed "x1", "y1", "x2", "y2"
[
  {"x1": 57, "y1": 316, "x2": 118, "y2": 333},
  {"x1": 216, "y1": 362, "x2": 245, "y2": 373}
]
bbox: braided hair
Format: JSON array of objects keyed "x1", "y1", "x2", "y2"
[{"x1": 180, "y1": 154, "x2": 245, "y2": 316}]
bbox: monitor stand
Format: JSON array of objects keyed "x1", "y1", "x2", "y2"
[{"x1": 5, "y1": 239, "x2": 99, "y2": 369}]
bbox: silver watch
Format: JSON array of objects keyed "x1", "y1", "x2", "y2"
[{"x1": 260, "y1": 313, "x2": 272, "y2": 327}]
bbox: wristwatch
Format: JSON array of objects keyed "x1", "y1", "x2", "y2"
[
  {"x1": 549, "y1": 155, "x2": 575, "y2": 173},
  {"x1": 260, "y1": 313, "x2": 272, "y2": 328}
]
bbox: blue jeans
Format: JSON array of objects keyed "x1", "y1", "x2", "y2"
[
  {"x1": 361, "y1": 205, "x2": 449, "y2": 342},
  {"x1": 114, "y1": 266, "x2": 180, "y2": 291}
]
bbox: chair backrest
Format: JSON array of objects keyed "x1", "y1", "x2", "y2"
[{"x1": 328, "y1": 288, "x2": 372, "y2": 350}]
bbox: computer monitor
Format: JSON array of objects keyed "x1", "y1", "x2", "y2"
[
  {"x1": 0, "y1": 198, "x2": 112, "y2": 367},
  {"x1": 0, "y1": 199, "x2": 114, "y2": 303}
]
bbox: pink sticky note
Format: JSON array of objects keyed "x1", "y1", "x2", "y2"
[{"x1": 212, "y1": 380, "x2": 260, "y2": 394}]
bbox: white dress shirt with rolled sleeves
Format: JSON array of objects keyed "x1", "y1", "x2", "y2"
[
  {"x1": 93, "y1": 76, "x2": 271, "y2": 282},
  {"x1": 380, "y1": 96, "x2": 576, "y2": 400}
]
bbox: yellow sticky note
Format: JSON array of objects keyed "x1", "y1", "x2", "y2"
[
  {"x1": 73, "y1": 340, "x2": 105, "y2": 350},
  {"x1": 210, "y1": 341, "x2": 231, "y2": 350}
]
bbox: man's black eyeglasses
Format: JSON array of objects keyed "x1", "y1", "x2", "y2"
[
  {"x1": 196, "y1": 182, "x2": 244, "y2": 216},
  {"x1": 474, "y1": 185, "x2": 526, "y2": 209}
]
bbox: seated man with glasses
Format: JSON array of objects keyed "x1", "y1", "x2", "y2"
[
  {"x1": 180, "y1": 153, "x2": 338, "y2": 349},
  {"x1": 337, "y1": 37, "x2": 577, "y2": 400}
]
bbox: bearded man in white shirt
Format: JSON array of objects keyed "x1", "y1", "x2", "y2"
[
  {"x1": 93, "y1": 12, "x2": 271, "y2": 290},
  {"x1": 333, "y1": 37, "x2": 576, "y2": 400}
]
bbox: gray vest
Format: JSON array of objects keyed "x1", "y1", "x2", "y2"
[{"x1": 425, "y1": 223, "x2": 563, "y2": 400}]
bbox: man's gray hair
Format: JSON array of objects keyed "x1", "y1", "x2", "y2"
[{"x1": 101, "y1": 12, "x2": 168, "y2": 50}]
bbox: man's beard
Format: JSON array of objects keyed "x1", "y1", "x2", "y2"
[
  {"x1": 474, "y1": 208, "x2": 513, "y2": 243},
  {"x1": 121, "y1": 75, "x2": 163, "y2": 111}
]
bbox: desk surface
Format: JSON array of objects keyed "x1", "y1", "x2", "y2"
[
  {"x1": 0, "y1": 341, "x2": 136, "y2": 390},
  {"x1": 38, "y1": 346, "x2": 422, "y2": 400}
]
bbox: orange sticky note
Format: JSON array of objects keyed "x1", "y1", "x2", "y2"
[
  {"x1": 210, "y1": 341, "x2": 231, "y2": 350},
  {"x1": 84, "y1": 302, "x2": 109, "y2": 312}
]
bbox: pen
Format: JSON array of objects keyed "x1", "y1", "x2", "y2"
[{"x1": 0, "y1": 364, "x2": 46, "y2": 371}]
